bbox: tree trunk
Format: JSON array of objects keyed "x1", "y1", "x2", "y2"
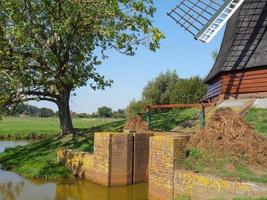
[{"x1": 57, "y1": 88, "x2": 75, "y2": 136}]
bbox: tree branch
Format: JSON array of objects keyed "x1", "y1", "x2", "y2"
[{"x1": 23, "y1": 91, "x2": 59, "y2": 98}]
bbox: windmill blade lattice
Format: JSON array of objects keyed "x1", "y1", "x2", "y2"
[{"x1": 168, "y1": 0, "x2": 245, "y2": 43}]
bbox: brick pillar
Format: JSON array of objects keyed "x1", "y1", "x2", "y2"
[
  {"x1": 92, "y1": 132, "x2": 111, "y2": 186},
  {"x1": 148, "y1": 135, "x2": 189, "y2": 200},
  {"x1": 132, "y1": 133, "x2": 151, "y2": 183},
  {"x1": 110, "y1": 133, "x2": 133, "y2": 186},
  {"x1": 92, "y1": 132, "x2": 133, "y2": 186}
]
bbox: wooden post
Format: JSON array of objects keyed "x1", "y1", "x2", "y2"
[
  {"x1": 146, "y1": 106, "x2": 152, "y2": 128},
  {"x1": 199, "y1": 102, "x2": 205, "y2": 128}
]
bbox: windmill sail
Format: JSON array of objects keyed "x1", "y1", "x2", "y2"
[{"x1": 168, "y1": 0, "x2": 245, "y2": 43}]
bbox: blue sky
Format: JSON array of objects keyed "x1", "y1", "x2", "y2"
[{"x1": 31, "y1": 1, "x2": 225, "y2": 113}]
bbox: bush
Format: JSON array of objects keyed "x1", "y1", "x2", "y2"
[
  {"x1": 97, "y1": 106, "x2": 112, "y2": 118},
  {"x1": 126, "y1": 99, "x2": 145, "y2": 119}
]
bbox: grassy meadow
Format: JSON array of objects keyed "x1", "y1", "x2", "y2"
[{"x1": 0, "y1": 117, "x2": 123, "y2": 139}]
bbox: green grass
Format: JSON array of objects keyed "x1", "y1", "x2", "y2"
[
  {"x1": 183, "y1": 148, "x2": 267, "y2": 184},
  {"x1": 245, "y1": 108, "x2": 267, "y2": 138},
  {"x1": 150, "y1": 108, "x2": 198, "y2": 131},
  {"x1": 0, "y1": 109, "x2": 198, "y2": 180},
  {"x1": 0, "y1": 117, "x2": 123, "y2": 139},
  {"x1": 0, "y1": 119, "x2": 125, "y2": 180}
]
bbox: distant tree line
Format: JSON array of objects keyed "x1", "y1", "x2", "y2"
[
  {"x1": 5, "y1": 103, "x2": 125, "y2": 119},
  {"x1": 65, "y1": 106, "x2": 126, "y2": 119},
  {"x1": 7, "y1": 103, "x2": 55, "y2": 117},
  {"x1": 126, "y1": 70, "x2": 207, "y2": 118}
]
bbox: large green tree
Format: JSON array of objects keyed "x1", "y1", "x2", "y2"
[
  {"x1": 0, "y1": 0, "x2": 164, "y2": 135},
  {"x1": 142, "y1": 70, "x2": 179, "y2": 104},
  {"x1": 142, "y1": 71, "x2": 207, "y2": 105}
]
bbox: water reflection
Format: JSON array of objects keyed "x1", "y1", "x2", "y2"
[
  {"x1": 55, "y1": 181, "x2": 147, "y2": 200},
  {"x1": 0, "y1": 141, "x2": 148, "y2": 200}
]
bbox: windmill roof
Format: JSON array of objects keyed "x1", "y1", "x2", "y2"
[{"x1": 205, "y1": 0, "x2": 267, "y2": 83}]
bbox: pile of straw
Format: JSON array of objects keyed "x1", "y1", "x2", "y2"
[
  {"x1": 190, "y1": 108, "x2": 267, "y2": 167},
  {"x1": 124, "y1": 116, "x2": 149, "y2": 133}
]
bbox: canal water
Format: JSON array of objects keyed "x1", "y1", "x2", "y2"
[{"x1": 0, "y1": 141, "x2": 148, "y2": 200}]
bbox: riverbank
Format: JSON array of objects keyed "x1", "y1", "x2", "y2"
[
  {"x1": 0, "y1": 109, "x2": 197, "y2": 180},
  {"x1": 0, "y1": 119, "x2": 125, "y2": 180},
  {"x1": 1, "y1": 108, "x2": 266, "y2": 185},
  {"x1": 0, "y1": 140, "x2": 148, "y2": 200}
]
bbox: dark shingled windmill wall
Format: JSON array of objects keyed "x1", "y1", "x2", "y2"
[{"x1": 205, "y1": 0, "x2": 267, "y2": 102}]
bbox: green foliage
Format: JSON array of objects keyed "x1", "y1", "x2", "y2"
[
  {"x1": 142, "y1": 70, "x2": 180, "y2": 104},
  {"x1": 170, "y1": 76, "x2": 207, "y2": 104},
  {"x1": 142, "y1": 70, "x2": 207, "y2": 105},
  {"x1": 184, "y1": 148, "x2": 206, "y2": 172},
  {"x1": 39, "y1": 107, "x2": 55, "y2": 117},
  {"x1": 0, "y1": 0, "x2": 164, "y2": 133},
  {"x1": 112, "y1": 109, "x2": 126, "y2": 118},
  {"x1": 183, "y1": 148, "x2": 267, "y2": 184},
  {"x1": 245, "y1": 108, "x2": 267, "y2": 138},
  {"x1": 7, "y1": 103, "x2": 55, "y2": 117},
  {"x1": 126, "y1": 99, "x2": 145, "y2": 118},
  {"x1": 97, "y1": 106, "x2": 113, "y2": 118}
]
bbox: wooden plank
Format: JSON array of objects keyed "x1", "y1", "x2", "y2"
[
  {"x1": 222, "y1": 81, "x2": 267, "y2": 89},
  {"x1": 207, "y1": 83, "x2": 221, "y2": 93},
  {"x1": 222, "y1": 86, "x2": 267, "y2": 94},
  {"x1": 222, "y1": 68, "x2": 267, "y2": 77},
  {"x1": 222, "y1": 73, "x2": 267, "y2": 82},
  {"x1": 222, "y1": 77, "x2": 267, "y2": 85}
]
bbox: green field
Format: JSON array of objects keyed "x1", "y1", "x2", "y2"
[
  {"x1": 0, "y1": 117, "x2": 123, "y2": 139},
  {"x1": 0, "y1": 108, "x2": 198, "y2": 139}
]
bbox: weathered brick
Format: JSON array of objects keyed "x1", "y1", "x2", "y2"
[{"x1": 148, "y1": 135, "x2": 189, "y2": 200}]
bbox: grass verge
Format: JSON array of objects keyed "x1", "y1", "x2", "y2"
[
  {"x1": 183, "y1": 148, "x2": 267, "y2": 184},
  {"x1": 150, "y1": 108, "x2": 198, "y2": 131},
  {"x1": 245, "y1": 108, "x2": 267, "y2": 138}
]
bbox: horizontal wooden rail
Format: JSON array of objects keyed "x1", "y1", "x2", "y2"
[{"x1": 145, "y1": 103, "x2": 214, "y2": 109}]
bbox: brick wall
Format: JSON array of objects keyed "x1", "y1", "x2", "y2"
[
  {"x1": 58, "y1": 132, "x2": 153, "y2": 186},
  {"x1": 148, "y1": 135, "x2": 189, "y2": 200},
  {"x1": 132, "y1": 133, "x2": 151, "y2": 183},
  {"x1": 91, "y1": 132, "x2": 111, "y2": 186},
  {"x1": 57, "y1": 148, "x2": 94, "y2": 178},
  {"x1": 174, "y1": 170, "x2": 267, "y2": 200},
  {"x1": 109, "y1": 133, "x2": 133, "y2": 186}
]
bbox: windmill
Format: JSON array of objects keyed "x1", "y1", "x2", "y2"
[{"x1": 168, "y1": 0, "x2": 267, "y2": 102}]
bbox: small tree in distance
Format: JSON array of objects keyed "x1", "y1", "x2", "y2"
[
  {"x1": 97, "y1": 106, "x2": 113, "y2": 118},
  {"x1": 0, "y1": 1, "x2": 164, "y2": 136}
]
